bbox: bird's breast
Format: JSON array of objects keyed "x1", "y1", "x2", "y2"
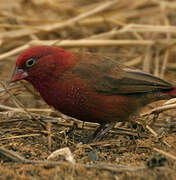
[{"x1": 36, "y1": 76, "x2": 94, "y2": 121}]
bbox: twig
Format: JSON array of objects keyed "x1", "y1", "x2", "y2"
[
  {"x1": 143, "y1": 45, "x2": 152, "y2": 73},
  {"x1": 124, "y1": 56, "x2": 142, "y2": 67},
  {"x1": 0, "y1": 39, "x2": 155, "y2": 61},
  {"x1": 0, "y1": 134, "x2": 41, "y2": 140},
  {"x1": 0, "y1": 104, "x2": 54, "y2": 113},
  {"x1": 146, "y1": 125, "x2": 171, "y2": 147},
  {"x1": 154, "y1": 50, "x2": 160, "y2": 77},
  {"x1": 153, "y1": 147, "x2": 176, "y2": 161},
  {"x1": 115, "y1": 24, "x2": 176, "y2": 34},
  {"x1": 142, "y1": 103, "x2": 176, "y2": 116},
  {"x1": 0, "y1": 147, "x2": 27, "y2": 162},
  {"x1": 0, "y1": 84, "x2": 22, "y2": 93},
  {"x1": 0, "y1": 44, "x2": 29, "y2": 61}
]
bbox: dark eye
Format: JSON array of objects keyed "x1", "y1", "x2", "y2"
[{"x1": 26, "y1": 57, "x2": 36, "y2": 67}]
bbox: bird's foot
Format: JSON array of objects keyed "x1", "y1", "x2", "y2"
[{"x1": 88, "y1": 123, "x2": 115, "y2": 143}]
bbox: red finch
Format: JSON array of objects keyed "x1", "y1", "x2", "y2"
[{"x1": 11, "y1": 46, "x2": 176, "y2": 142}]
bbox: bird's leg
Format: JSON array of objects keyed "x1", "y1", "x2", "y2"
[
  {"x1": 82, "y1": 121, "x2": 85, "y2": 129},
  {"x1": 66, "y1": 122, "x2": 78, "y2": 136},
  {"x1": 92, "y1": 123, "x2": 106, "y2": 138},
  {"x1": 47, "y1": 122, "x2": 52, "y2": 150},
  {"x1": 90, "y1": 123, "x2": 115, "y2": 143}
]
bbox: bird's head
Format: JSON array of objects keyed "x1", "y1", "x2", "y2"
[{"x1": 11, "y1": 46, "x2": 76, "y2": 84}]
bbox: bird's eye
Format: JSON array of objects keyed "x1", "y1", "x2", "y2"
[{"x1": 26, "y1": 57, "x2": 36, "y2": 67}]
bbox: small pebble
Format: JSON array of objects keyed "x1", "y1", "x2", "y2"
[{"x1": 88, "y1": 150, "x2": 98, "y2": 162}]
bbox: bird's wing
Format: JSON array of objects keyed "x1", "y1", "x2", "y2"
[
  {"x1": 72, "y1": 53, "x2": 173, "y2": 94},
  {"x1": 96, "y1": 68, "x2": 173, "y2": 94}
]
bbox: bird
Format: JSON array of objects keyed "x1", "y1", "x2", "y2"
[{"x1": 11, "y1": 46, "x2": 176, "y2": 142}]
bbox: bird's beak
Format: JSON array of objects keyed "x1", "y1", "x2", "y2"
[{"x1": 11, "y1": 67, "x2": 28, "y2": 82}]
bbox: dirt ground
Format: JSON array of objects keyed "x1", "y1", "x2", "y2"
[{"x1": 0, "y1": 0, "x2": 176, "y2": 179}]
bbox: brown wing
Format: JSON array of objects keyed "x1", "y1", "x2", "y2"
[{"x1": 72, "y1": 53, "x2": 173, "y2": 94}]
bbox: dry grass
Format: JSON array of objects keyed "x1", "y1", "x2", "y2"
[{"x1": 1, "y1": 0, "x2": 176, "y2": 179}]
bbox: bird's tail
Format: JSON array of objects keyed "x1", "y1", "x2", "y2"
[{"x1": 166, "y1": 87, "x2": 176, "y2": 97}]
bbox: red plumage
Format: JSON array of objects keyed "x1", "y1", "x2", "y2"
[{"x1": 11, "y1": 46, "x2": 176, "y2": 141}]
